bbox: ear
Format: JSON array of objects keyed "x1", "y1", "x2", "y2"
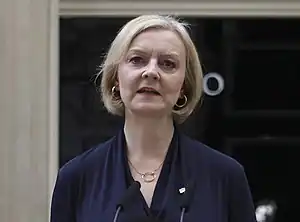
[
  {"x1": 114, "y1": 80, "x2": 119, "y2": 89},
  {"x1": 180, "y1": 88, "x2": 184, "y2": 97},
  {"x1": 181, "y1": 80, "x2": 186, "y2": 94}
]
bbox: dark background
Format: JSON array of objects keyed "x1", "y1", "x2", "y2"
[{"x1": 59, "y1": 17, "x2": 300, "y2": 221}]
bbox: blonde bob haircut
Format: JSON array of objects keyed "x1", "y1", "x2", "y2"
[{"x1": 99, "y1": 15, "x2": 203, "y2": 124}]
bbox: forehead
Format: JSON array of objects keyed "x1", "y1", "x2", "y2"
[{"x1": 127, "y1": 29, "x2": 186, "y2": 57}]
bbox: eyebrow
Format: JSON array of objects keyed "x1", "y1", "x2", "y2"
[
  {"x1": 127, "y1": 48, "x2": 148, "y2": 56},
  {"x1": 127, "y1": 47, "x2": 180, "y2": 58}
]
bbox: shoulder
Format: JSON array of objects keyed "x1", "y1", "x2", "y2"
[
  {"x1": 50, "y1": 136, "x2": 118, "y2": 218},
  {"x1": 179, "y1": 136, "x2": 256, "y2": 220},
  {"x1": 180, "y1": 133, "x2": 244, "y2": 177},
  {"x1": 56, "y1": 136, "x2": 115, "y2": 183}
]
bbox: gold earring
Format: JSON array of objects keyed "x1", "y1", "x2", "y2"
[{"x1": 175, "y1": 95, "x2": 187, "y2": 108}]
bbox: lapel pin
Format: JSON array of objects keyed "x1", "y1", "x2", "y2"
[{"x1": 179, "y1": 187, "x2": 186, "y2": 194}]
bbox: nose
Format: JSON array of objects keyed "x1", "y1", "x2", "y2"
[{"x1": 142, "y1": 59, "x2": 160, "y2": 80}]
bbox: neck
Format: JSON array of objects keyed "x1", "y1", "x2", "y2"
[{"x1": 124, "y1": 113, "x2": 174, "y2": 161}]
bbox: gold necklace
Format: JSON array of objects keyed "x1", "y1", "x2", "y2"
[{"x1": 128, "y1": 160, "x2": 164, "y2": 183}]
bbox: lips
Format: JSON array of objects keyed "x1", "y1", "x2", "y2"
[{"x1": 137, "y1": 87, "x2": 160, "y2": 95}]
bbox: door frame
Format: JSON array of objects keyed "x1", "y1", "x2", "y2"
[{"x1": 59, "y1": 1, "x2": 300, "y2": 17}]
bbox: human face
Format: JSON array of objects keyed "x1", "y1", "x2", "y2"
[{"x1": 117, "y1": 29, "x2": 186, "y2": 118}]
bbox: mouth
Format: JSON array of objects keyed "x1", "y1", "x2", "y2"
[{"x1": 137, "y1": 87, "x2": 160, "y2": 95}]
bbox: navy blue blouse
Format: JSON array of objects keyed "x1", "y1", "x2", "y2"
[{"x1": 51, "y1": 128, "x2": 257, "y2": 222}]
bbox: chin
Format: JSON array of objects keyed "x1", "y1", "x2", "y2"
[
  {"x1": 130, "y1": 106, "x2": 167, "y2": 118},
  {"x1": 133, "y1": 103, "x2": 165, "y2": 111}
]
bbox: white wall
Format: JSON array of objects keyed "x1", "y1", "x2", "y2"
[{"x1": 0, "y1": 0, "x2": 59, "y2": 221}]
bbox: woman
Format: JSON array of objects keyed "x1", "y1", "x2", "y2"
[{"x1": 51, "y1": 15, "x2": 257, "y2": 222}]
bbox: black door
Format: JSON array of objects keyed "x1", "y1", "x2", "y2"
[{"x1": 60, "y1": 17, "x2": 300, "y2": 222}]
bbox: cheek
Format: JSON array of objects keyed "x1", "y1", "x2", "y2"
[
  {"x1": 161, "y1": 79, "x2": 184, "y2": 106},
  {"x1": 117, "y1": 66, "x2": 131, "y2": 88},
  {"x1": 117, "y1": 66, "x2": 139, "y2": 96},
  {"x1": 165, "y1": 73, "x2": 185, "y2": 94},
  {"x1": 174, "y1": 78, "x2": 185, "y2": 91},
  {"x1": 118, "y1": 75, "x2": 136, "y2": 92}
]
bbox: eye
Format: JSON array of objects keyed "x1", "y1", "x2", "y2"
[
  {"x1": 161, "y1": 59, "x2": 176, "y2": 70},
  {"x1": 129, "y1": 56, "x2": 144, "y2": 65}
]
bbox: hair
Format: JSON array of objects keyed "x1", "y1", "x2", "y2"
[{"x1": 99, "y1": 15, "x2": 203, "y2": 124}]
